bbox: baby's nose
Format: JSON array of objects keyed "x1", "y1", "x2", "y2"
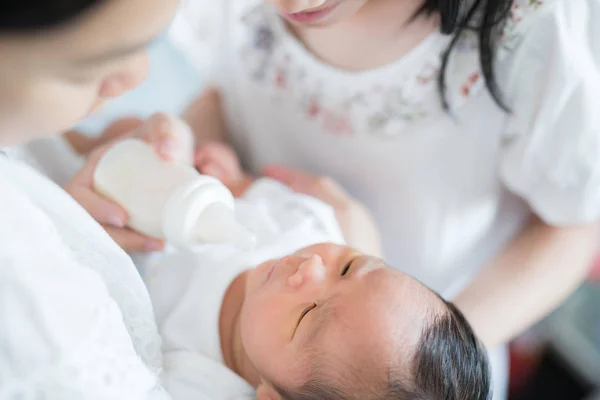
[{"x1": 287, "y1": 255, "x2": 326, "y2": 289}]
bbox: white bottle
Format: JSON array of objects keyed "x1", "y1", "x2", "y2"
[{"x1": 93, "y1": 138, "x2": 255, "y2": 251}]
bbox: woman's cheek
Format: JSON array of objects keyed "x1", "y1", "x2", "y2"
[{"x1": 34, "y1": 80, "x2": 100, "y2": 133}]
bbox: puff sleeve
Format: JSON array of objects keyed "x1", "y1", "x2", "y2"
[{"x1": 500, "y1": 0, "x2": 600, "y2": 225}]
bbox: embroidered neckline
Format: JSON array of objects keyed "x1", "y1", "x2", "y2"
[{"x1": 238, "y1": 0, "x2": 546, "y2": 138}]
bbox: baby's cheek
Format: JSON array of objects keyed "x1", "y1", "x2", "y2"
[
  {"x1": 242, "y1": 299, "x2": 285, "y2": 347},
  {"x1": 240, "y1": 308, "x2": 276, "y2": 364}
]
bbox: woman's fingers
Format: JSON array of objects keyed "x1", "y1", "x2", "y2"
[
  {"x1": 65, "y1": 114, "x2": 184, "y2": 253},
  {"x1": 98, "y1": 117, "x2": 145, "y2": 146},
  {"x1": 140, "y1": 113, "x2": 195, "y2": 164},
  {"x1": 104, "y1": 226, "x2": 165, "y2": 253},
  {"x1": 68, "y1": 185, "x2": 128, "y2": 228},
  {"x1": 68, "y1": 176, "x2": 165, "y2": 252},
  {"x1": 140, "y1": 113, "x2": 177, "y2": 159}
]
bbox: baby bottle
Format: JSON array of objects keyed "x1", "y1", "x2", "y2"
[{"x1": 93, "y1": 137, "x2": 255, "y2": 251}]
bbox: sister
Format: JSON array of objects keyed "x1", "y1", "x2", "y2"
[{"x1": 161, "y1": 0, "x2": 600, "y2": 397}]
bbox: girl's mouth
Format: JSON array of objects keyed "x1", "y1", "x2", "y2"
[{"x1": 283, "y1": 2, "x2": 340, "y2": 24}]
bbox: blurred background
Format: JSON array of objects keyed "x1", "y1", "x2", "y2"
[{"x1": 78, "y1": 38, "x2": 600, "y2": 400}]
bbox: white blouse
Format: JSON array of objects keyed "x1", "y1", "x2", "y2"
[
  {"x1": 169, "y1": 0, "x2": 600, "y2": 298},
  {"x1": 0, "y1": 154, "x2": 169, "y2": 399}
]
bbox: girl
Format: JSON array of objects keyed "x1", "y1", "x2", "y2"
[
  {"x1": 0, "y1": 0, "x2": 179, "y2": 397},
  {"x1": 161, "y1": 0, "x2": 600, "y2": 397}
]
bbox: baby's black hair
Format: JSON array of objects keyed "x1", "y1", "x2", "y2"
[
  {"x1": 0, "y1": 0, "x2": 103, "y2": 32},
  {"x1": 276, "y1": 298, "x2": 491, "y2": 400},
  {"x1": 418, "y1": 0, "x2": 514, "y2": 111}
]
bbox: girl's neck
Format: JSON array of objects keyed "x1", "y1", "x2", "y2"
[
  {"x1": 219, "y1": 271, "x2": 261, "y2": 387},
  {"x1": 290, "y1": 0, "x2": 439, "y2": 71}
]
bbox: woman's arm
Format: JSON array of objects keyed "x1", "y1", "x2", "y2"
[{"x1": 454, "y1": 217, "x2": 598, "y2": 349}]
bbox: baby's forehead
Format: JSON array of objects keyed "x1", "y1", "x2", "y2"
[{"x1": 320, "y1": 270, "x2": 440, "y2": 352}]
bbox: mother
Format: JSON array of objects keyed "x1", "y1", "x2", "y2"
[{"x1": 0, "y1": 0, "x2": 178, "y2": 396}]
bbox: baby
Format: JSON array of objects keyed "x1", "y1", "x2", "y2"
[{"x1": 116, "y1": 115, "x2": 492, "y2": 400}]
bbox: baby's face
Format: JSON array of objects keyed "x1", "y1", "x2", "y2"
[{"x1": 241, "y1": 243, "x2": 445, "y2": 394}]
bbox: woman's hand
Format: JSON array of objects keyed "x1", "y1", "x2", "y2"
[
  {"x1": 64, "y1": 117, "x2": 144, "y2": 156},
  {"x1": 65, "y1": 113, "x2": 193, "y2": 252},
  {"x1": 263, "y1": 165, "x2": 383, "y2": 257}
]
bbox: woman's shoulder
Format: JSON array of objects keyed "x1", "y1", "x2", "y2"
[
  {"x1": 0, "y1": 156, "x2": 120, "y2": 267},
  {"x1": 0, "y1": 159, "x2": 112, "y2": 310},
  {"x1": 0, "y1": 157, "x2": 53, "y2": 228}
]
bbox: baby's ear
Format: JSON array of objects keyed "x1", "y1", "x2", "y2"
[{"x1": 256, "y1": 381, "x2": 282, "y2": 400}]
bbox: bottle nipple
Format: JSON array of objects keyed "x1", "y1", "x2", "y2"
[{"x1": 194, "y1": 202, "x2": 256, "y2": 250}]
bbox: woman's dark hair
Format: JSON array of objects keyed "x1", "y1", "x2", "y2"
[
  {"x1": 276, "y1": 299, "x2": 491, "y2": 400},
  {"x1": 0, "y1": 0, "x2": 103, "y2": 32},
  {"x1": 418, "y1": 0, "x2": 514, "y2": 111}
]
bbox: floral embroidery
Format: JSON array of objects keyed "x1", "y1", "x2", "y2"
[
  {"x1": 500, "y1": 0, "x2": 544, "y2": 53},
  {"x1": 461, "y1": 72, "x2": 481, "y2": 97},
  {"x1": 240, "y1": 0, "x2": 543, "y2": 138}
]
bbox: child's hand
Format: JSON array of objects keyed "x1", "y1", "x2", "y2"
[
  {"x1": 263, "y1": 165, "x2": 383, "y2": 257},
  {"x1": 194, "y1": 142, "x2": 249, "y2": 196}
]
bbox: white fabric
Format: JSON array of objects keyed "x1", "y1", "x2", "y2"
[
  {"x1": 0, "y1": 154, "x2": 169, "y2": 399},
  {"x1": 144, "y1": 178, "x2": 344, "y2": 399},
  {"x1": 3, "y1": 135, "x2": 85, "y2": 187},
  {"x1": 169, "y1": 1, "x2": 600, "y2": 397}
]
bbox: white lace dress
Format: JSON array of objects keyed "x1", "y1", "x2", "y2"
[{"x1": 0, "y1": 153, "x2": 170, "y2": 399}]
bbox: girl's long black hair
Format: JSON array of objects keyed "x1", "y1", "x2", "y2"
[
  {"x1": 418, "y1": 0, "x2": 515, "y2": 111},
  {"x1": 0, "y1": 0, "x2": 102, "y2": 32}
]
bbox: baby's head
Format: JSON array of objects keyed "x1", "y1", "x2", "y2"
[{"x1": 241, "y1": 243, "x2": 490, "y2": 400}]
